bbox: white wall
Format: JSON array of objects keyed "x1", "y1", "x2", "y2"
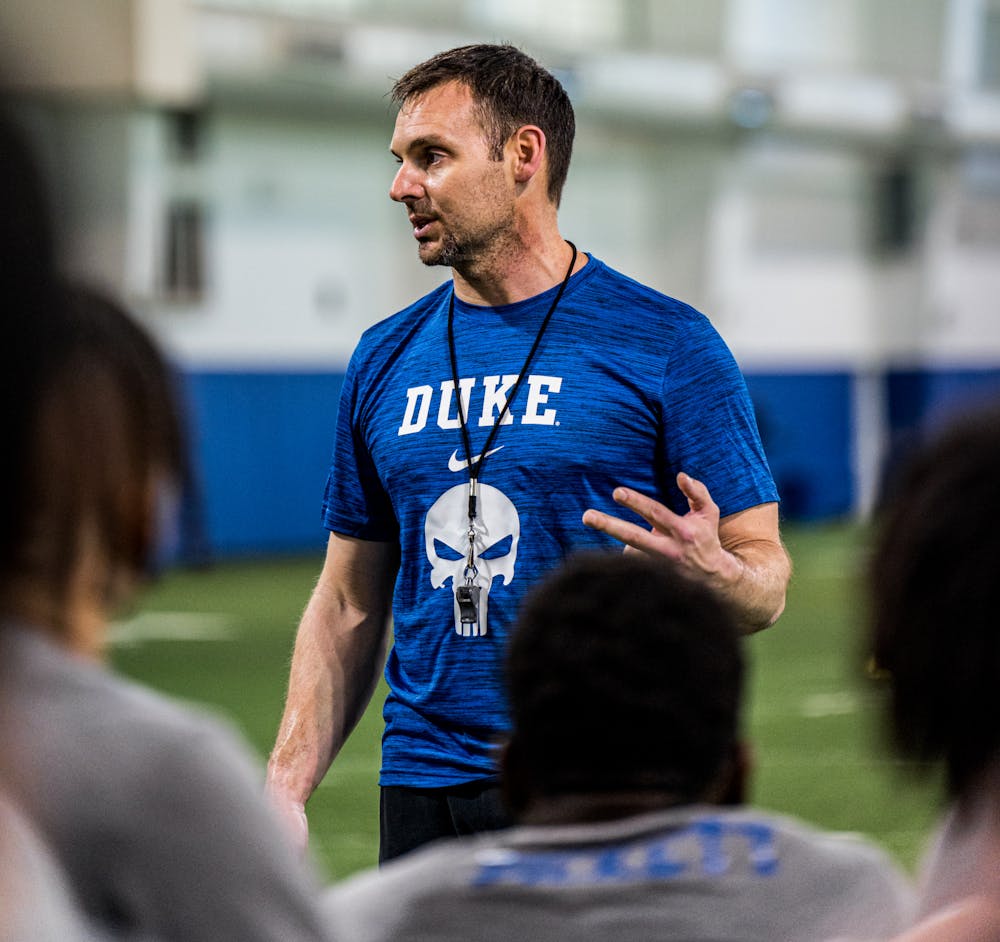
[
  {"x1": 129, "y1": 107, "x2": 447, "y2": 366},
  {"x1": 23, "y1": 98, "x2": 999, "y2": 378},
  {"x1": 9, "y1": 0, "x2": 998, "y2": 386}
]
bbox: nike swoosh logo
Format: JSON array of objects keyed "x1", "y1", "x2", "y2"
[{"x1": 449, "y1": 446, "x2": 505, "y2": 473}]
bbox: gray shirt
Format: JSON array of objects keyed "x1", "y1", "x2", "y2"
[
  {"x1": 0, "y1": 623, "x2": 333, "y2": 942},
  {"x1": 0, "y1": 791, "x2": 100, "y2": 942},
  {"x1": 325, "y1": 805, "x2": 915, "y2": 942}
]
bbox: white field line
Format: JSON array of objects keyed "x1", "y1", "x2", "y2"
[
  {"x1": 108, "y1": 611, "x2": 237, "y2": 646},
  {"x1": 799, "y1": 690, "x2": 863, "y2": 718},
  {"x1": 752, "y1": 689, "x2": 875, "y2": 724}
]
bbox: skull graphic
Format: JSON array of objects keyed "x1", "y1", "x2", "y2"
[{"x1": 424, "y1": 482, "x2": 520, "y2": 637}]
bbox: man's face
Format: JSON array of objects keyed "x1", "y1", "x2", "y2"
[{"x1": 389, "y1": 81, "x2": 516, "y2": 268}]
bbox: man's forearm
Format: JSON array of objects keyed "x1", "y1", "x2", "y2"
[
  {"x1": 267, "y1": 609, "x2": 341, "y2": 806},
  {"x1": 712, "y1": 540, "x2": 791, "y2": 634},
  {"x1": 267, "y1": 585, "x2": 391, "y2": 804},
  {"x1": 268, "y1": 533, "x2": 398, "y2": 813}
]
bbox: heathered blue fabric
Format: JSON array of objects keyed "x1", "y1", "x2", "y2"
[{"x1": 322, "y1": 256, "x2": 777, "y2": 786}]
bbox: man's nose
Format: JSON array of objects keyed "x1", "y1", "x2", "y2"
[{"x1": 390, "y1": 163, "x2": 422, "y2": 203}]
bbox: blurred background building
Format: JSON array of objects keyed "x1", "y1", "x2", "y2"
[{"x1": 2, "y1": 0, "x2": 998, "y2": 557}]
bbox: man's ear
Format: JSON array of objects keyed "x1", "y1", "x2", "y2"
[{"x1": 509, "y1": 125, "x2": 546, "y2": 186}]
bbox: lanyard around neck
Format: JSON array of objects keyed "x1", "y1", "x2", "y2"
[{"x1": 446, "y1": 241, "x2": 578, "y2": 515}]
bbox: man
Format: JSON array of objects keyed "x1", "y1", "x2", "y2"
[
  {"x1": 267, "y1": 43, "x2": 790, "y2": 861},
  {"x1": 323, "y1": 553, "x2": 913, "y2": 941}
]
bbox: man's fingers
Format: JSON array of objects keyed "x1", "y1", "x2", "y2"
[
  {"x1": 611, "y1": 487, "x2": 682, "y2": 533},
  {"x1": 582, "y1": 507, "x2": 647, "y2": 545},
  {"x1": 583, "y1": 508, "x2": 682, "y2": 558},
  {"x1": 676, "y1": 472, "x2": 711, "y2": 513}
]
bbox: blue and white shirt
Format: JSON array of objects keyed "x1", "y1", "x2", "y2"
[
  {"x1": 322, "y1": 256, "x2": 778, "y2": 787},
  {"x1": 325, "y1": 806, "x2": 916, "y2": 942}
]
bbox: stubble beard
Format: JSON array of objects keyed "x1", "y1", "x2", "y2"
[
  {"x1": 419, "y1": 231, "x2": 470, "y2": 268},
  {"x1": 418, "y1": 215, "x2": 518, "y2": 276},
  {"x1": 416, "y1": 172, "x2": 516, "y2": 273}
]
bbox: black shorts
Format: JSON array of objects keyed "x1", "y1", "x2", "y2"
[{"x1": 379, "y1": 780, "x2": 512, "y2": 863}]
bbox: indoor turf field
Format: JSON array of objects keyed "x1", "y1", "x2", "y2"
[{"x1": 111, "y1": 522, "x2": 942, "y2": 882}]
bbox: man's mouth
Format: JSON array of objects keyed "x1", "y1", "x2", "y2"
[{"x1": 409, "y1": 214, "x2": 436, "y2": 240}]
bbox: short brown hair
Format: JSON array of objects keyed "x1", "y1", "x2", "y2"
[{"x1": 391, "y1": 43, "x2": 575, "y2": 207}]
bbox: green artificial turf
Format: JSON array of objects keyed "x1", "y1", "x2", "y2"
[{"x1": 111, "y1": 522, "x2": 941, "y2": 883}]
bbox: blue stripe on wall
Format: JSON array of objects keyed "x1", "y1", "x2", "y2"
[
  {"x1": 172, "y1": 366, "x2": 1000, "y2": 558},
  {"x1": 178, "y1": 370, "x2": 345, "y2": 558},
  {"x1": 743, "y1": 371, "x2": 854, "y2": 521},
  {"x1": 886, "y1": 367, "x2": 1000, "y2": 436},
  {"x1": 878, "y1": 367, "x2": 1000, "y2": 508}
]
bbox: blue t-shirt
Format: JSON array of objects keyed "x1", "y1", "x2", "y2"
[{"x1": 322, "y1": 256, "x2": 777, "y2": 787}]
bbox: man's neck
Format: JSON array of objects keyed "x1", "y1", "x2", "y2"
[
  {"x1": 518, "y1": 791, "x2": 690, "y2": 827},
  {"x1": 451, "y1": 235, "x2": 585, "y2": 307}
]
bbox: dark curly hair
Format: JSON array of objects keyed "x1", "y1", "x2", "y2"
[
  {"x1": 504, "y1": 552, "x2": 744, "y2": 806},
  {"x1": 870, "y1": 403, "x2": 1000, "y2": 799}
]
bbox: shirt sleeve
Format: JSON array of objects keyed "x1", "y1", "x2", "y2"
[
  {"x1": 321, "y1": 347, "x2": 399, "y2": 541},
  {"x1": 658, "y1": 314, "x2": 779, "y2": 519}
]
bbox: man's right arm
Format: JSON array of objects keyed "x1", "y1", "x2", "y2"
[{"x1": 266, "y1": 531, "x2": 399, "y2": 851}]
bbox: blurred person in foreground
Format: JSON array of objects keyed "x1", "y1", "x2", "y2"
[
  {"x1": 0, "y1": 281, "x2": 335, "y2": 942},
  {"x1": 324, "y1": 553, "x2": 912, "y2": 942},
  {"x1": 850, "y1": 404, "x2": 1000, "y2": 942},
  {"x1": 0, "y1": 109, "x2": 97, "y2": 942},
  {"x1": 267, "y1": 41, "x2": 790, "y2": 864},
  {"x1": 0, "y1": 791, "x2": 98, "y2": 942}
]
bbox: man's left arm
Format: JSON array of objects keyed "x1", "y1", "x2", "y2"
[{"x1": 582, "y1": 471, "x2": 790, "y2": 633}]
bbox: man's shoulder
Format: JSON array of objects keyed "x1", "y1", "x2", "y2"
[
  {"x1": 324, "y1": 835, "x2": 489, "y2": 941},
  {"x1": 331, "y1": 833, "x2": 486, "y2": 895},
  {"x1": 357, "y1": 281, "x2": 452, "y2": 349},
  {"x1": 1, "y1": 624, "x2": 255, "y2": 800},
  {"x1": 578, "y1": 257, "x2": 714, "y2": 330},
  {"x1": 723, "y1": 805, "x2": 915, "y2": 912}
]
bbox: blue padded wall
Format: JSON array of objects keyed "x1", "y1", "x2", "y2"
[
  {"x1": 178, "y1": 370, "x2": 345, "y2": 558},
  {"x1": 743, "y1": 371, "x2": 855, "y2": 521},
  {"x1": 173, "y1": 366, "x2": 1000, "y2": 558}
]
